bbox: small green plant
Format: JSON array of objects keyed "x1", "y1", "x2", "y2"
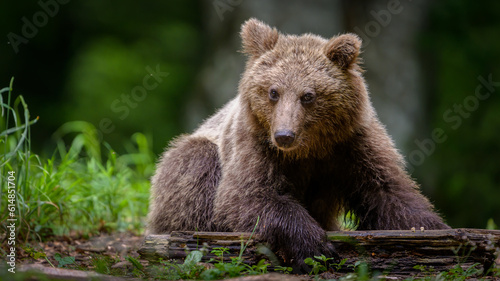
[
  {"x1": 304, "y1": 255, "x2": 347, "y2": 275},
  {"x1": 337, "y1": 260, "x2": 375, "y2": 281},
  {"x1": 334, "y1": 258, "x2": 348, "y2": 271},
  {"x1": 249, "y1": 259, "x2": 270, "y2": 274},
  {"x1": 152, "y1": 250, "x2": 207, "y2": 280},
  {"x1": 406, "y1": 263, "x2": 482, "y2": 281},
  {"x1": 126, "y1": 255, "x2": 147, "y2": 277},
  {"x1": 211, "y1": 247, "x2": 230, "y2": 263},
  {"x1": 413, "y1": 264, "x2": 436, "y2": 275},
  {"x1": 274, "y1": 265, "x2": 293, "y2": 274},
  {"x1": 179, "y1": 251, "x2": 206, "y2": 279},
  {"x1": 305, "y1": 256, "x2": 328, "y2": 275},
  {"x1": 200, "y1": 248, "x2": 267, "y2": 280},
  {"x1": 444, "y1": 263, "x2": 482, "y2": 280},
  {"x1": 23, "y1": 246, "x2": 55, "y2": 268},
  {"x1": 340, "y1": 211, "x2": 359, "y2": 231},
  {"x1": 54, "y1": 253, "x2": 76, "y2": 268},
  {"x1": 23, "y1": 246, "x2": 46, "y2": 260},
  {"x1": 90, "y1": 255, "x2": 118, "y2": 275},
  {"x1": 486, "y1": 218, "x2": 498, "y2": 230},
  {"x1": 406, "y1": 239, "x2": 491, "y2": 281},
  {"x1": 488, "y1": 264, "x2": 500, "y2": 278}
]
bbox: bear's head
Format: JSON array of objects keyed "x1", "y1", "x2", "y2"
[{"x1": 238, "y1": 18, "x2": 371, "y2": 159}]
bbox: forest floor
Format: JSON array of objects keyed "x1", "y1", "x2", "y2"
[
  {"x1": 3, "y1": 232, "x2": 145, "y2": 280},
  {"x1": 2, "y1": 231, "x2": 500, "y2": 280},
  {"x1": 2, "y1": 232, "x2": 311, "y2": 280}
]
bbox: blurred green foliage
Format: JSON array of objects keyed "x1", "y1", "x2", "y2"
[
  {"x1": 0, "y1": 0, "x2": 203, "y2": 154},
  {"x1": 413, "y1": 0, "x2": 500, "y2": 228}
]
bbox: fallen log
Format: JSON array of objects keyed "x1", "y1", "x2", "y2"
[{"x1": 138, "y1": 229, "x2": 500, "y2": 275}]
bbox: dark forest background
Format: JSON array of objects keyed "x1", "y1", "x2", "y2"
[{"x1": 1, "y1": 0, "x2": 499, "y2": 229}]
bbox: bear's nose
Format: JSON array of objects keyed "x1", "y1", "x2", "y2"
[{"x1": 274, "y1": 130, "x2": 296, "y2": 147}]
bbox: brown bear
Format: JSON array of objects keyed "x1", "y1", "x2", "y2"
[{"x1": 148, "y1": 18, "x2": 449, "y2": 266}]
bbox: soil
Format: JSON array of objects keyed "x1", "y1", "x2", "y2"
[
  {"x1": 19, "y1": 232, "x2": 143, "y2": 267},
  {"x1": 1, "y1": 231, "x2": 146, "y2": 280}
]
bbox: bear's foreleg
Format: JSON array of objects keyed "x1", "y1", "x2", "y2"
[
  {"x1": 340, "y1": 126, "x2": 450, "y2": 230},
  {"x1": 212, "y1": 156, "x2": 335, "y2": 266},
  {"x1": 148, "y1": 136, "x2": 221, "y2": 233},
  {"x1": 349, "y1": 180, "x2": 451, "y2": 230}
]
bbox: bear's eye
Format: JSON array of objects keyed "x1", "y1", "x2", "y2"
[
  {"x1": 300, "y1": 92, "x2": 316, "y2": 104},
  {"x1": 269, "y1": 88, "x2": 280, "y2": 102}
]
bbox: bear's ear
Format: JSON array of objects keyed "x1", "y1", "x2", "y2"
[
  {"x1": 240, "y1": 18, "x2": 279, "y2": 57},
  {"x1": 324, "y1": 33, "x2": 362, "y2": 69}
]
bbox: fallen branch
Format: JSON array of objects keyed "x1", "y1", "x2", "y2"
[{"x1": 138, "y1": 229, "x2": 500, "y2": 275}]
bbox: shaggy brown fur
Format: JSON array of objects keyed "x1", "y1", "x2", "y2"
[{"x1": 148, "y1": 18, "x2": 449, "y2": 266}]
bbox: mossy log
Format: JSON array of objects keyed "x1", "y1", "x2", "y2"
[{"x1": 138, "y1": 229, "x2": 500, "y2": 275}]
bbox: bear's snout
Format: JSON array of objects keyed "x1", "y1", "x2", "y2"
[{"x1": 274, "y1": 130, "x2": 296, "y2": 148}]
